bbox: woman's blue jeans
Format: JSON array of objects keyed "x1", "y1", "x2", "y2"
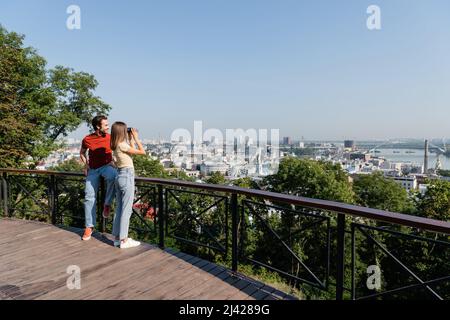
[{"x1": 112, "y1": 167, "x2": 135, "y2": 240}]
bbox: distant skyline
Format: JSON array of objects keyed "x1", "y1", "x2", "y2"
[{"x1": 1, "y1": 0, "x2": 449, "y2": 140}]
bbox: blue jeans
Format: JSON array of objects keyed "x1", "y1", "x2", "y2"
[
  {"x1": 84, "y1": 164, "x2": 118, "y2": 228},
  {"x1": 112, "y1": 167, "x2": 135, "y2": 240}
]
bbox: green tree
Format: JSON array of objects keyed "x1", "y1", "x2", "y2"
[
  {"x1": 205, "y1": 171, "x2": 227, "y2": 185},
  {"x1": 254, "y1": 158, "x2": 355, "y2": 298},
  {"x1": 262, "y1": 157, "x2": 355, "y2": 203},
  {"x1": 437, "y1": 169, "x2": 450, "y2": 177},
  {"x1": 133, "y1": 156, "x2": 167, "y2": 178},
  {"x1": 231, "y1": 177, "x2": 257, "y2": 189},
  {"x1": 353, "y1": 172, "x2": 412, "y2": 213},
  {"x1": 415, "y1": 179, "x2": 450, "y2": 221},
  {"x1": 50, "y1": 159, "x2": 86, "y2": 227},
  {"x1": 51, "y1": 158, "x2": 84, "y2": 172},
  {"x1": 0, "y1": 26, "x2": 110, "y2": 168}
]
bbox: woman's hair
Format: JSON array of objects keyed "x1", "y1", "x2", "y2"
[{"x1": 110, "y1": 122, "x2": 128, "y2": 151}]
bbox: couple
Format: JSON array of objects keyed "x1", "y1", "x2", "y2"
[{"x1": 79, "y1": 115, "x2": 146, "y2": 249}]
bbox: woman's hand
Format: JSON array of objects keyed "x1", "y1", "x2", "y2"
[
  {"x1": 131, "y1": 128, "x2": 139, "y2": 140},
  {"x1": 125, "y1": 128, "x2": 146, "y2": 156},
  {"x1": 128, "y1": 132, "x2": 135, "y2": 146}
]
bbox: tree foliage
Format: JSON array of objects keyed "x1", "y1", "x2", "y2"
[
  {"x1": 262, "y1": 157, "x2": 355, "y2": 203},
  {"x1": 205, "y1": 171, "x2": 227, "y2": 185},
  {"x1": 0, "y1": 26, "x2": 110, "y2": 168},
  {"x1": 353, "y1": 172, "x2": 413, "y2": 213},
  {"x1": 415, "y1": 179, "x2": 450, "y2": 221}
]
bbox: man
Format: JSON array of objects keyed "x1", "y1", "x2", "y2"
[{"x1": 80, "y1": 115, "x2": 117, "y2": 241}]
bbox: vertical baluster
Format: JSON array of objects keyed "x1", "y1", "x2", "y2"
[
  {"x1": 231, "y1": 193, "x2": 238, "y2": 272},
  {"x1": 158, "y1": 184, "x2": 164, "y2": 249},
  {"x1": 49, "y1": 175, "x2": 57, "y2": 225},
  {"x1": 2, "y1": 173, "x2": 8, "y2": 217},
  {"x1": 336, "y1": 213, "x2": 346, "y2": 300},
  {"x1": 351, "y1": 223, "x2": 356, "y2": 300}
]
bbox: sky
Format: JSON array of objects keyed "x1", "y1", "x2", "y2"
[{"x1": 1, "y1": 0, "x2": 450, "y2": 141}]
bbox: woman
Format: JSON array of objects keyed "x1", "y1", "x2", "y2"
[{"x1": 110, "y1": 122, "x2": 146, "y2": 249}]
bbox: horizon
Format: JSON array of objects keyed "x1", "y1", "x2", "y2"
[
  {"x1": 1, "y1": 0, "x2": 449, "y2": 140},
  {"x1": 61, "y1": 134, "x2": 448, "y2": 145}
]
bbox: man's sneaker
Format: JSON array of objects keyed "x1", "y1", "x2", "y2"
[
  {"x1": 82, "y1": 227, "x2": 93, "y2": 241},
  {"x1": 113, "y1": 239, "x2": 120, "y2": 247},
  {"x1": 120, "y1": 238, "x2": 141, "y2": 249},
  {"x1": 102, "y1": 205, "x2": 111, "y2": 219}
]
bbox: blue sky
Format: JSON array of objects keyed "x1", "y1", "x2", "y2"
[{"x1": 1, "y1": 0, "x2": 449, "y2": 140}]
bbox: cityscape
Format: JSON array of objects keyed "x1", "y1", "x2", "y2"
[{"x1": 39, "y1": 135, "x2": 450, "y2": 194}]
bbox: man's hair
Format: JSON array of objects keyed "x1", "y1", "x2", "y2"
[{"x1": 91, "y1": 115, "x2": 108, "y2": 131}]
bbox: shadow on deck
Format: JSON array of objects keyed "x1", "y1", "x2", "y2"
[{"x1": 0, "y1": 219, "x2": 297, "y2": 300}]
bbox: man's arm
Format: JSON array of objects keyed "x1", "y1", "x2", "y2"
[{"x1": 80, "y1": 146, "x2": 89, "y2": 176}]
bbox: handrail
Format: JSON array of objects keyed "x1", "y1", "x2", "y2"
[{"x1": 1, "y1": 168, "x2": 450, "y2": 235}]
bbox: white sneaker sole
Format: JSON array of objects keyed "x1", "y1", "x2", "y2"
[{"x1": 120, "y1": 241, "x2": 141, "y2": 249}]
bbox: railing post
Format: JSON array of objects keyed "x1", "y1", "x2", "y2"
[
  {"x1": 158, "y1": 185, "x2": 164, "y2": 249},
  {"x1": 49, "y1": 175, "x2": 57, "y2": 225},
  {"x1": 336, "y1": 213, "x2": 346, "y2": 300},
  {"x1": 231, "y1": 193, "x2": 238, "y2": 272},
  {"x1": 2, "y1": 173, "x2": 8, "y2": 217}
]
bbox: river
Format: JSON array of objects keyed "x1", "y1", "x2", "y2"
[{"x1": 369, "y1": 149, "x2": 450, "y2": 170}]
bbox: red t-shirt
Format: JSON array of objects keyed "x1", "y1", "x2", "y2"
[{"x1": 82, "y1": 132, "x2": 113, "y2": 169}]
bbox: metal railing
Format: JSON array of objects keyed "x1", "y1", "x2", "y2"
[{"x1": 1, "y1": 168, "x2": 449, "y2": 300}]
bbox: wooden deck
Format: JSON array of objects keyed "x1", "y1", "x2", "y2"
[{"x1": 0, "y1": 219, "x2": 296, "y2": 300}]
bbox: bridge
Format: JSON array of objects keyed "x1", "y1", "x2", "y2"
[
  {"x1": 363, "y1": 139, "x2": 447, "y2": 154},
  {"x1": 1, "y1": 169, "x2": 449, "y2": 300}
]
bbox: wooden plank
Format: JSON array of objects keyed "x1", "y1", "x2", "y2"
[
  {"x1": 179, "y1": 273, "x2": 252, "y2": 300},
  {"x1": 92, "y1": 253, "x2": 207, "y2": 300},
  {"x1": 37, "y1": 249, "x2": 174, "y2": 299},
  {"x1": 145, "y1": 264, "x2": 218, "y2": 299},
  {"x1": 4, "y1": 244, "x2": 149, "y2": 298},
  {"x1": 0, "y1": 219, "x2": 294, "y2": 300}
]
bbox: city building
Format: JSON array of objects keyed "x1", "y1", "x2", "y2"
[
  {"x1": 344, "y1": 140, "x2": 356, "y2": 151},
  {"x1": 182, "y1": 169, "x2": 200, "y2": 178},
  {"x1": 282, "y1": 137, "x2": 292, "y2": 145},
  {"x1": 349, "y1": 153, "x2": 371, "y2": 162},
  {"x1": 200, "y1": 162, "x2": 229, "y2": 176},
  {"x1": 393, "y1": 176, "x2": 418, "y2": 192}
]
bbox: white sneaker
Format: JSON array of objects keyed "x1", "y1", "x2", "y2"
[
  {"x1": 120, "y1": 238, "x2": 141, "y2": 249},
  {"x1": 114, "y1": 240, "x2": 120, "y2": 247}
]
